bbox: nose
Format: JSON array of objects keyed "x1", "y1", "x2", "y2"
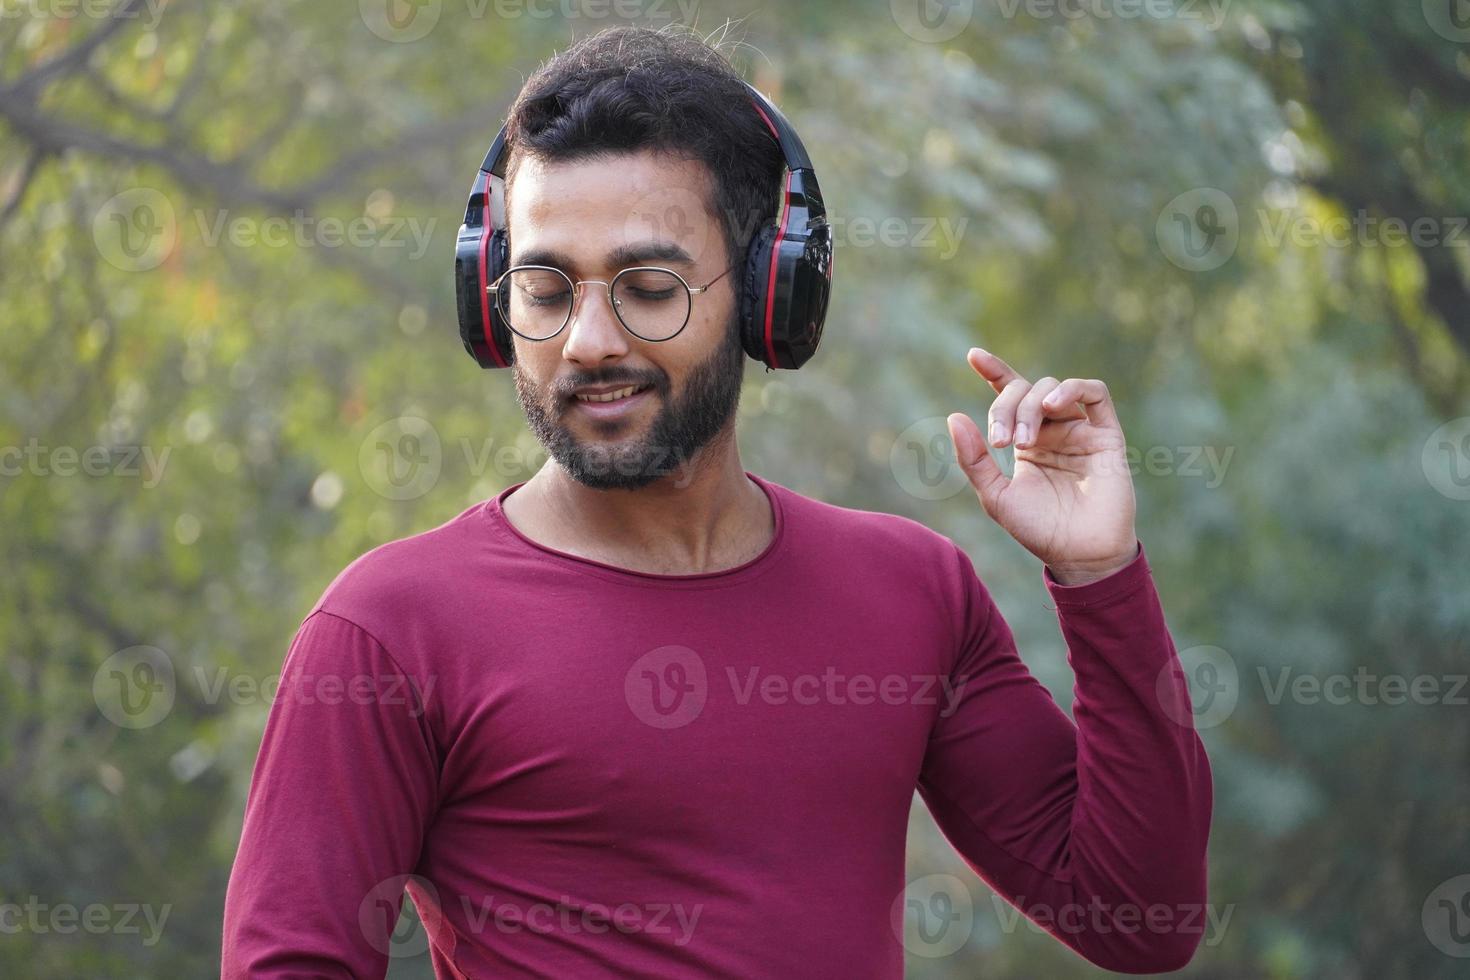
[{"x1": 561, "y1": 281, "x2": 630, "y2": 368}]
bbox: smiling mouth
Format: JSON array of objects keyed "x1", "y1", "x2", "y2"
[{"x1": 572, "y1": 384, "x2": 653, "y2": 404}]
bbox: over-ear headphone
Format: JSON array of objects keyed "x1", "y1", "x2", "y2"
[{"x1": 454, "y1": 83, "x2": 832, "y2": 371}]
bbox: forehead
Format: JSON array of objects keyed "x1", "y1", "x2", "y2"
[{"x1": 505, "y1": 149, "x2": 724, "y2": 270}]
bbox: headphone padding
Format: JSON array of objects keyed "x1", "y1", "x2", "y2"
[
  {"x1": 486, "y1": 228, "x2": 515, "y2": 366},
  {"x1": 740, "y1": 225, "x2": 779, "y2": 366}
]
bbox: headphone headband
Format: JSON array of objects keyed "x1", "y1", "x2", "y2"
[{"x1": 454, "y1": 81, "x2": 832, "y2": 371}]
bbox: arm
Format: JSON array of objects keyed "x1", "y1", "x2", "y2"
[
  {"x1": 918, "y1": 541, "x2": 1212, "y2": 973},
  {"x1": 936, "y1": 347, "x2": 1214, "y2": 970},
  {"x1": 221, "y1": 611, "x2": 439, "y2": 979}
]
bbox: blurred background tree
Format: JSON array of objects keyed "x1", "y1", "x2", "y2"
[{"x1": 1, "y1": 0, "x2": 1466, "y2": 976}]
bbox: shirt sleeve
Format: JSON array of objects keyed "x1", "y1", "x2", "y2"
[
  {"x1": 916, "y1": 542, "x2": 1213, "y2": 974},
  {"x1": 221, "y1": 611, "x2": 440, "y2": 979}
]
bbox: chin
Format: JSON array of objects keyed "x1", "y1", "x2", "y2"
[{"x1": 553, "y1": 434, "x2": 687, "y2": 491}]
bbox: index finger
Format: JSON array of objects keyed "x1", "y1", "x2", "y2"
[{"x1": 966, "y1": 347, "x2": 1027, "y2": 395}]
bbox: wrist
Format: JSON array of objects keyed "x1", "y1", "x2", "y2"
[{"x1": 1046, "y1": 543, "x2": 1139, "y2": 586}]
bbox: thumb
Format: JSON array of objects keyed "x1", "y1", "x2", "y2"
[{"x1": 947, "y1": 413, "x2": 1007, "y2": 515}]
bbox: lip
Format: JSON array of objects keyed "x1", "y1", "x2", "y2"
[{"x1": 569, "y1": 384, "x2": 655, "y2": 420}]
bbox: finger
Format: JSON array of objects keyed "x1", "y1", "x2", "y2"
[
  {"x1": 1040, "y1": 378, "x2": 1119, "y2": 430},
  {"x1": 947, "y1": 413, "x2": 1007, "y2": 516},
  {"x1": 966, "y1": 347, "x2": 1027, "y2": 396},
  {"x1": 1036, "y1": 379, "x2": 1090, "y2": 422},
  {"x1": 1014, "y1": 376, "x2": 1061, "y2": 449},
  {"x1": 987, "y1": 377, "x2": 1031, "y2": 448}
]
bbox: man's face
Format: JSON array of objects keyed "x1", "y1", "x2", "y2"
[{"x1": 506, "y1": 149, "x2": 746, "y2": 491}]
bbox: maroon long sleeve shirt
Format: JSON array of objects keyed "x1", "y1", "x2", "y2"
[{"x1": 221, "y1": 471, "x2": 1212, "y2": 977}]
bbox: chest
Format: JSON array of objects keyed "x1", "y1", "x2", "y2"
[{"x1": 434, "y1": 592, "x2": 955, "y2": 837}]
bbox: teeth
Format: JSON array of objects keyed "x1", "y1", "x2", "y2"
[{"x1": 576, "y1": 385, "x2": 644, "y2": 403}]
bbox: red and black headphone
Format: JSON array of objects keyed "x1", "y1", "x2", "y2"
[{"x1": 454, "y1": 83, "x2": 832, "y2": 371}]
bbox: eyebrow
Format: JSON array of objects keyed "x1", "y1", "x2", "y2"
[{"x1": 513, "y1": 240, "x2": 696, "y2": 272}]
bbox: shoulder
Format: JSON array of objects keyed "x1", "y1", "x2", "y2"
[
  {"x1": 761, "y1": 475, "x2": 970, "y2": 581},
  {"x1": 307, "y1": 499, "x2": 493, "y2": 644},
  {"x1": 761, "y1": 477, "x2": 987, "y2": 655}
]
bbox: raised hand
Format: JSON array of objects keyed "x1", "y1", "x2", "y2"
[{"x1": 946, "y1": 348, "x2": 1139, "y2": 586}]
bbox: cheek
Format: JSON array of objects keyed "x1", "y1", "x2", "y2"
[
  {"x1": 687, "y1": 286, "x2": 740, "y2": 345},
  {"x1": 512, "y1": 337, "x2": 563, "y2": 380},
  {"x1": 511, "y1": 354, "x2": 556, "y2": 406}
]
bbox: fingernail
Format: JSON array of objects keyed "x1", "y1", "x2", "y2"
[
  {"x1": 990, "y1": 421, "x2": 1006, "y2": 445},
  {"x1": 1015, "y1": 422, "x2": 1029, "y2": 446},
  {"x1": 951, "y1": 420, "x2": 974, "y2": 460}
]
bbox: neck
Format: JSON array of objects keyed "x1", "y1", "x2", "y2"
[{"x1": 503, "y1": 426, "x2": 774, "y2": 575}]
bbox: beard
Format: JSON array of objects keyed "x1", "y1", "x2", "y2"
[{"x1": 513, "y1": 315, "x2": 746, "y2": 491}]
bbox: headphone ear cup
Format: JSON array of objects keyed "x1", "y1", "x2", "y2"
[
  {"x1": 486, "y1": 229, "x2": 515, "y2": 367},
  {"x1": 455, "y1": 219, "x2": 499, "y2": 369},
  {"x1": 740, "y1": 225, "x2": 779, "y2": 365}
]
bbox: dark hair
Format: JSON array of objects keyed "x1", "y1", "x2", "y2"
[{"x1": 503, "y1": 26, "x2": 784, "y2": 268}]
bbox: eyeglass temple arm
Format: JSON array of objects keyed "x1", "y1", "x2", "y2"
[{"x1": 689, "y1": 264, "x2": 738, "y2": 294}]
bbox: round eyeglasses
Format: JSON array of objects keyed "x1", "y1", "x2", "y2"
[{"x1": 487, "y1": 264, "x2": 735, "y2": 344}]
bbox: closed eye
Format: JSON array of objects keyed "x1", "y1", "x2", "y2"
[{"x1": 624, "y1": 286, "x2": 679, "y2": 301}]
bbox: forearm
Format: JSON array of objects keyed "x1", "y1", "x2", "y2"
[
  {"x1": 919, "y1": 543, "x2": 1213, "y2": 973},
  {"x1": 1042, "y1": 545, "x2": 1214, "y2": 968}
]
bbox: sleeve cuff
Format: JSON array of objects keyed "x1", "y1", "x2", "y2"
[{"x1": 1043, "y1": 540, "x2": 1151, "y2": 609}]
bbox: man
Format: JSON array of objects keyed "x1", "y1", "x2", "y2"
[{"x1": 222, "y1": 27, "x2": 1211, "y2": 978}]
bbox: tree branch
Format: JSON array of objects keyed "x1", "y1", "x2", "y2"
[
  {"x1": 2, "y1": 0, "x2": 149, "y2": 97},
  {"x1": 0, "y1": 145, "x2": 48, "y2": 229}
]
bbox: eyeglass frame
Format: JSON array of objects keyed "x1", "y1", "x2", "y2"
[{"x1": 486, "y1": 263, "x2": 737, "y2": 344}]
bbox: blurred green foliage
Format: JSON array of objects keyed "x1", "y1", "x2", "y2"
[{"x1": 2, "y1": 0, "x2": 1467, "y2": 976}]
